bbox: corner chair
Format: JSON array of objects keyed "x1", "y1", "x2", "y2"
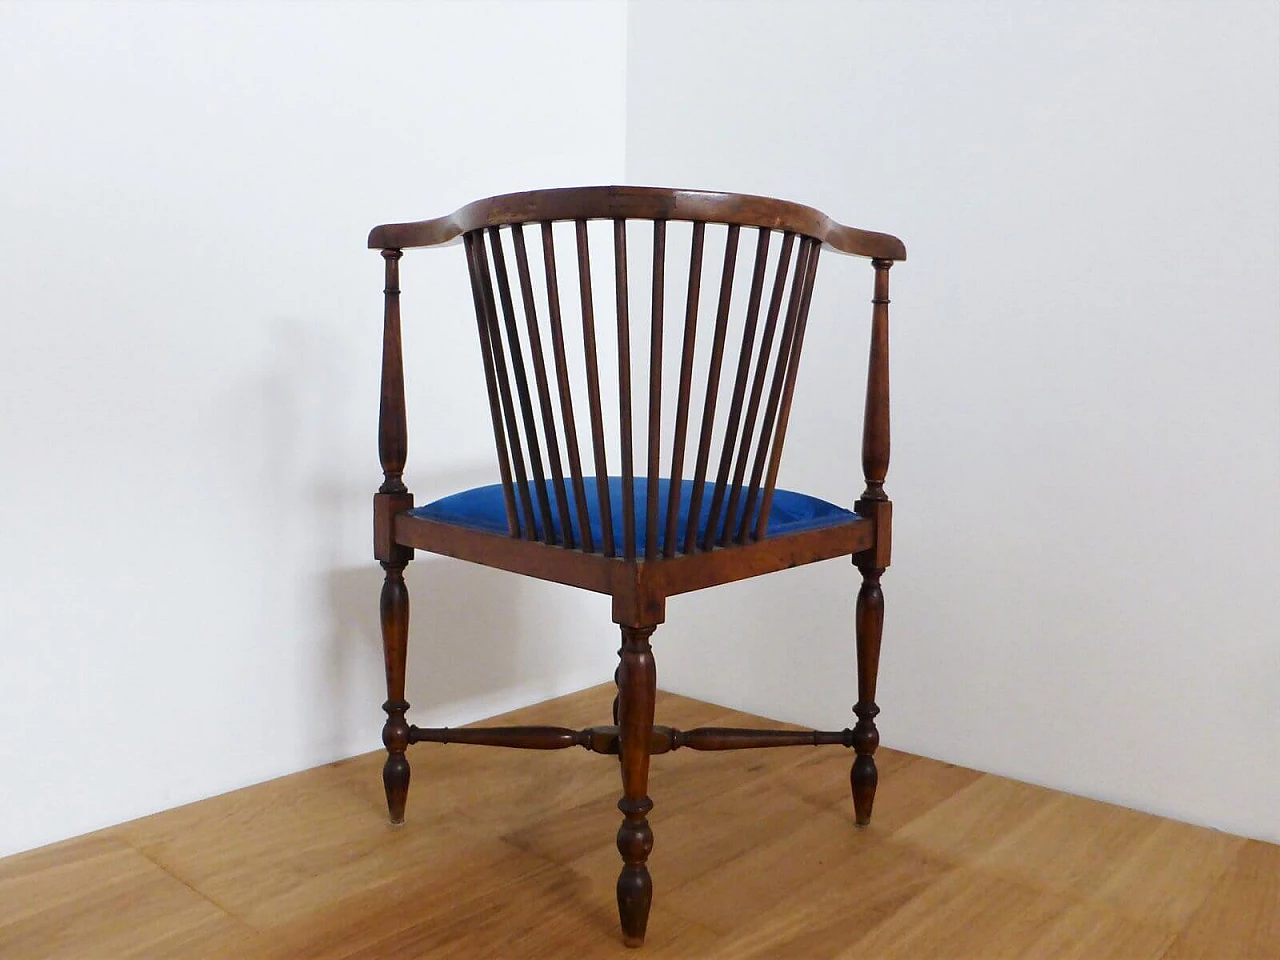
[{"x1": 368, "y1": 186, "x2": 904, "y2": 946}]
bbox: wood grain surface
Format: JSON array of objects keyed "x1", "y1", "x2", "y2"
[{"x1": 1, "y1": 685, "x2": 1271, "y2": 959}]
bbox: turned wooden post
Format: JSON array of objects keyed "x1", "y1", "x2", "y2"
[
  {"x1": 378, "y1": 249, "x2": 408, "y2": 498},
  {"x1": 859, "y1": 261, "x2": 891, "y2": 506},
  {"x1": 381, "y1": 560, "x2": 410, "y2": 822},
  {"x1": 852, "y1": 258, "x2": 892, "y2": 827},
  {"x1": 615, "y1": 624, "x2": 657, "y2": 947},
  {"x1": 376, "y1": 248, "x2": 414, "y2": 824}
]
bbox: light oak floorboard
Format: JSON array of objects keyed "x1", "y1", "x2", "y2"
[
  {"x1": 1162, "y1": 840, "x2": 1280, "y2": 960},
  {"x1": 2, "y1": 684, "x2": 1274, "y2": 958}
]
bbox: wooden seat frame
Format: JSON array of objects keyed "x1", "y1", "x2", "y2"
[{"x1": 369, "y1": 186, "x2": 903, "y2": 947}]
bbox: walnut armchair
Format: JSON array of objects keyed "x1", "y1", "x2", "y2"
[{"x1": 368, "y1": 186, "x2": 904, "y2": 947}]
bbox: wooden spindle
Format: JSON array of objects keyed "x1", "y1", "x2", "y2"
[
  {"x1": 736, "y1": 238, "x2": 814, "y2": 543},
  {"x1": 703, "y1": 228, "x2": 770, "y2": 551},
  {"x1": 663, "y1": 221, "x2": 706, "y2": 557},
  {"x1": 645, "y1": 221, "x2": 666, "y2": 560},
  {"x1": 402, "y1": 721, "x2": 857, "y2": 756},
  {"x1": 615, "y1": 219, "x2": 636, "y2": 561},
  {"x1": 488, "y1": 227, "x2": 555, "y2": 542},
  {"x1": 542, "y1": 221, "x2": 594, "y2": 552},
  {"x1": 375, "y1": 248, "x2": 412, "y2": 823},
  {"x1": 511, "y1": 224, "x2": 576, "y2": 547},
  {"x1": 683, "y1": 224, "x2": 740, "y2": 554},
  {"x1": 861, "y1": 259, "x2": 892, "y2": 502},
  {"x1": 464, "y1": 233, "x2": 520, "y2": 536},
  {"x1": 576, "y1": 220, "x2": 615, "y2": 557},
  {"x1": 671, "y1": 726, "x2": 853, "y2": 750},
  {"x1": 474, "y1": 230, "x2": 537, "y2": 538},
  {"x1": 719, "y1": 232, "x2": 794, "y2": 545},
  {"x1": 852, "y1": 259, "x2": 892, "y2": 826},
  {"x1": 409, "y1": 725, "x2": 592, "y2": 749},
  {"x1": 380, "y1": 558, "x2": 410, "y2": 823},
  {"x1": 378, "y1": 249, "x2": 408, "y2": 495},
  {"x1": 755, "y1": 242, "x2": 821, "y2": 539}
]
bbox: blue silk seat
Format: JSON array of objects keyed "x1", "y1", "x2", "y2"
[{"x1": 412, "y1": 477, "x2": 858, "y2": 555}]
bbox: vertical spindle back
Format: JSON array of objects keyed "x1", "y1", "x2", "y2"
[
  {"x1": 368, "y1": 186, "x2": 907, "y2": 559},
  {"x1": 463, "y1": 216, "x2": 825, "y2": 558}
]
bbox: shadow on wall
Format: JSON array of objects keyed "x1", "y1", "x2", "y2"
[
  {"x1": 662, "y1": 559, "x2": 857, "y2": 724},
  {"x1": 249, "y1": 315, "x2": 540, "y2": 758},
  {"x1": 325, "y1": 555, "x2": 529, "y2": 712},
  {"x1": 321, "y1": 486, "x2": 536, "y2": 758}
]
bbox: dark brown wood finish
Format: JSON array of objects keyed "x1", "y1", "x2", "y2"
[
  {"x1": 736, "y1": 237, "x2": 814, "y2": 543},
  {"x1": 392, "y1": 512, "x2": 872, "y2": 598},
  {"x1": 719, "y1": 231, "x2": 795, "y2": 546},
  {"x1": 860, "y1": 260, "x2": 893, "y2": 504},
  {"x1": 369, "y1": 185, "x2": 906, "y2": 261},
  {"x1": 403, "y1": 722, "x2": 857, "y2": 755},
  {"x1": 851, "y1": 562, "x2": 884, "y2": 826},
  {"x1": 851, "y1": 258, "x2": 894, "y2": 827},
  {"x1": 645, "y1": 221, "x2": 666, "y2": 561},
  {"x1": 380, "y1": 560, "x2": 410, "y2": 824},
  {"x1": 463, "y1": 233, "x2": 520, "y2": 536},
  {"x1": 756, "y1": 240, "x2": 822, "y2": 539},
  {"x1": 663, "y1": 221, "x2": 705, "y2": 557},
  {"x1": 511, "y1": 224, "x2": 576, "y2": 547},
  {"x1": 541, "y1": 221, "x2": 594, "y2": 551},
  {"x1": 575, "y1": 220, "x2": 615, "y2": 556},
  {"x1": 377, "y1": 250, "x2": 408, "y2": 498},
  {"x1": 376, "y1": 248, "x2": 413, "y2": 824},
  {"x1": 683, "y1": 224, "x2": 739, "y2": 554},
  {"x1": 473, "y1": 230, "x2": 538, "y2": 538},
  {"x1": 369, "y1": 186, "x2": 904, "y2": 946},
  {"x1": 702, "y1": 227, "x2": 770, "y2": 551},
  {"x1": 614, "y1": 219, "x2": 637, "y2": 561},
  {"x1": 615, "y1": 624, "x2": 657, "y2": 947},
  {"x1": 487, "y1": 226, "x2": 556, "y2": 542}
]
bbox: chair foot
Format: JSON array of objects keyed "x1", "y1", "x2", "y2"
[
  {"x1": 851, "y1": 703, "x2": 879, "y2": 826},
  {"x1": 383, "y1": 695, "x2": 411, "y2": 823},
  {"x1": 383, "y1": 759, "x2": 410, "y2": 823},
  {"x1": 615, "y1": 624, "x2": 657, "y2": 946},
  {"x1": 617, "y1": 807, "x2": 654, "y2": 946}
]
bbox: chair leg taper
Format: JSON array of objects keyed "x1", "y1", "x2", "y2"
[
  {"x1": 615, "y1": 624, "x2": 657, "y2": 947},
  {"x1": 380, "y1": 559, "x2": 411, "y2": 824},
  {"x1": 852, "y1": 561, "x2": 884, "y2": 826}
]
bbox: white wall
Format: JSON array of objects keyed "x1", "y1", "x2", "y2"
[
  {"x1": 627, "y1": 0, "x2": 1280, "y2": 842},
  {"x1": 0, "y1": 0, "x2": 626, "y2": 857},
  {"x1": 3, "y1": 0, "x2": 1276, "y2": 861}
]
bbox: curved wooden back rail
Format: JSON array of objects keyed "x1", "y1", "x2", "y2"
[
  {"x1": 371, "y1": 186, "x2": 904, "y2": 561},
  {"x1": 367, "y1": 184, "x2": 906, "y2": 260}
]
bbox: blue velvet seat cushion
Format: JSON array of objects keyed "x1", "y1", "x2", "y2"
[{"x1": 411, "y1": 477, "x2": 857, "y2": 554}]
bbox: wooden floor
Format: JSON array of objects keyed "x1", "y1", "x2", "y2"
[{"x1": 2, "y1": 685, "x2": 1275, "y2": 959}]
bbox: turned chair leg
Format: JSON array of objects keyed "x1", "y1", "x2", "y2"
[
  {"x1": 615, "y1": 624, "x2": 657, "y2": 947},
  {"x1": 852, "y1": 561, "x2": 884, "y2": 826},
  {"x1": 380, "y1": 559, "x2": 411, "y2": 824}
]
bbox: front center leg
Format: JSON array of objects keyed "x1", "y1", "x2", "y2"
[{"x1": 615, "y1": 624, "x2": 657, "y2": 947}]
